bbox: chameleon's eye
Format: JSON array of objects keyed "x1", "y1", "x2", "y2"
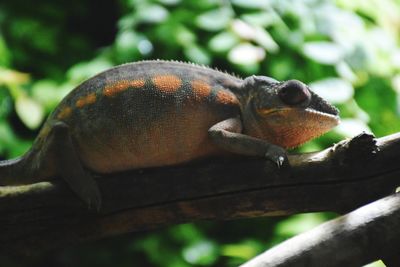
[{"x1": 278, "y1": 80, "x2": 311, "y2": 106}]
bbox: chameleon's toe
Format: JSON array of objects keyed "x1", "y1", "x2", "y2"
[{"x1": 84, "y1": 185, "x2": 102, "y2": 211}]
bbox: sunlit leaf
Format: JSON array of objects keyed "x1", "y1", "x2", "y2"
[
  {"x1": 221, "y1": 240, "x2": 263, "y2": 260},
  {"x1": 137, "y1": 5, "x2": 169, "y2": 24},
  {"x1": 157, "y1": 0, "x2": 181, "y2": 5},
  {"x1": 309, "y1": 78, "x2": 354, "y2": 104},
  {"x1": 275, "y1": 213, "x2": 328, "y2": 237},
  {"x1": 168, "y1": 224, "x2": 204, "y2": 244},
  {"x1": 15, "y1": 96, "x2": 45, "y2": 130},
  {"x1": 184, "y1": 45, "x2": 211, "y2": 65},
  {"x1": 231, "y1": 20, "x2": 278, "y2": 52},
  {"x1": 228, "y1": 43, "x2": 265, "y2": 65},
  {"x1": 0, "y1": 68, "x2": 29, "y2": 86},
  {"x1": 31, "y1": 80, "x2": 71, "y2": 111},
  {"x1": 231, "y1": 0, "x2": 270, "y2": 9},
  {"x1": 392, "y1": 49, "x2": 400, "y2": 69},
  {"x1": 335, "y1": 61, "x2": 357, "y2": 83},
  {"x1": 182, "y1": 240, "x2": 218, "y2": 265},
  {"x1": 196, "y1": 8, "x2": 233, "y2": 31},
  {"x1": 334, "y1": 118, "x2": 372, "y2": 137},
  {"x1": 231, "y1": 19, "x2": 257, "y2": 40},
  {"x1": 242, "y1": 12, "x2": 276, "y2": 27},
  {"x1": 303, "y1": 42, "x2": 344, "y2": 65},
  {"x1": 253, "y1": 27, "x2": 279, "y2": 52},
  {"x1": 66, "y1": 58, "x2": 113, "y2": 84},
  {"x1": 208, "y1": 32, "x2": 239, "y2": 53},
  {"x1": 115, "y1": 30, "x2": 140, "y2": 60},
  {"x1": 138, "y1": 39, "x2": 153, "y2": 55},
  {"x1": 176, "y1": 26, "x2": 196, "y2": 46},
  {"x1": 363, "y1": 260, "x2": 387, "y2": 267}
]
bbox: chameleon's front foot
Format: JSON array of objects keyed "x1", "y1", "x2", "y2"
[{"x1": 81, "y1": 180, "x2": 102, "y2": 211}]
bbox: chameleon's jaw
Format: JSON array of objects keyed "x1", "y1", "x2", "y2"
[{"x1": 256, "y1": 107, "x2": 340, "y2": 148}]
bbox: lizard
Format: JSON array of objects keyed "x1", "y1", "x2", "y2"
[{"x1": 0, "y1": 60, "x2": 339, "y2": 210}]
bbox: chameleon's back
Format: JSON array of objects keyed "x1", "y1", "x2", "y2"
[{"x1": 44, "y1": 61, "x2": 242, "y2": 173}]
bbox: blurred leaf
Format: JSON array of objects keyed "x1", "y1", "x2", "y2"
[
  {"x1": 10, "y1": 18, "x2": 57, "y2": 54},
  {"x1": 157, "y1": 0, "x2": 181, "y2": 5},
  {"x1": 0, "y1": 121, "x2": 31, "y2": 157},
  {"x1": 0, "y1": 36, "x2": 11, "y2": 67},
  {"x1": 15, "y1": 95, "x2": 45, "y2": 130},
  {"x1": 303, "y1": 42, "x2": 344, "y2": 65},
  {"x1": 31, "y1": 80, "x2": 71, "y2": 111},
  {"x1": 253, "y1": 27, "x2": 279, "y2": 52},
  {"x1": 363, "y1": 260, "x2": 386, "y2": 267},
  {"x1": 228, "y1": 43, "x2": 265, "y2": 65},
  {"x1": 0, "y1": 121, "x2": 14, "y2": 154},
  {"x1": 309, "y1": 77, "x2": 354, "y2": 104},
  {"x1": 137, "y1": 39, "x2": 154, "y2": 56},
  {"x1": 334, "y1": 118, "x2": 371, "y2": 137},
  {"x1": 221, "y1": 239, "x2": 263, "y2": 260},
  {"x1": 231, "y1": 20, "x2": 278, "y2": 52},
  {"x1": 275, "y1": 213, "x2": 328, "y2": 237},
  {"x1": 66, "y1": 58, "x2": 113, "y2": 84},
  {"x1": 136, "y1": 4, "x2": 169, "y2": 24},
  {"x1": 176, "y1": 26, "x2": 196, "y2": 46},
  {"x1": 208, "y1": 32, "x2": 239, "y2": 53},
  {"x1": 242, "y1": 12, "x2": 277, "y2": 27},
  {"x1": 335, "y1": 61, "x2": 357, "y2": 83},
  {"x1": 355, "y1": 78, "x2": 400, "y2": 136},
  {"x1": 118, "y1": 14, "x2": 137, "y2": 30},
  {"x1": 231, "y1": 19, "x2": 257, "y2": 40},
  {"x1": 0, "y1": 68, "x2": 29, "y2": 87},
  {"x1": 231, "y1": 0, "x2": 270, "y2": 9},
  {"x1": 196, "y1": 8, "x2": 233, "y2": 31},
  {"x1": 182, "y1": 240, "x2": 219, "y2": 265},
  {"x1": 169, "y1": 224, "x2": 205, "y2": 244},
  {"x1": 115, "y1": 30, "x2": 141, "y2": 60},
  {"x1": 184, "y1": 45, "x2": 211, "y2": 65},
  {"x1": 0, "y1": 89, "x2": 11, "y2": 118}
]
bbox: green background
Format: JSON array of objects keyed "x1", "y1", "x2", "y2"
[{"x1": 1, "y1": 0, "x2": 399, "y2": 266}]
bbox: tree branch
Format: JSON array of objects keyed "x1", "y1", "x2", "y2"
[
  {"x1": 1, "y1": 132, "x2": 400, "y2": 256},
  {"x1": 240, "y1": 192, "x2": 400, "y2": 267}
]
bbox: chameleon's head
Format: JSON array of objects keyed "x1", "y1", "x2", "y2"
[{"x1": 241, "y1": 76, "x2": 340, "y2": 148}]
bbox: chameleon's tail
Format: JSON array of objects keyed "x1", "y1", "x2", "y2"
[{"x1": 0, "y1": 155, "x2": 32, "y2": 185}]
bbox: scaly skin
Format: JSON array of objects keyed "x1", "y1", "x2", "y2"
[{"x1": 0, "y1": 60, "x2": 340, "y2": 209}]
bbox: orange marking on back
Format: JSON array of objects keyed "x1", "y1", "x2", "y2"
[
  {"x1": 76, "y1": 93, "x2": 97, "y2": 108},
  {"x1": 152, "y1": 75, "x2": 182, "y2": 93},
  {"x1": 216, "y1": 89, "x2": 239, "y2": 105},
  {"x1": 57, "y1": 106, "x2": 72, "y2": 120},
  {"x1": 85, "y1": 93, "x2": 96, "y2": 104},
  {"x1": 104, "y1": 79, "x2": 145, "y2": 97},
  {"x1": 191, "y1": 80, "x2": 211, "y2": 100}
]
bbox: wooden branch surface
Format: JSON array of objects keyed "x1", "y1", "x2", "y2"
[
  {"x1": 1, "y1": 132, "x2": 400, "y2": 255},
  {"x1": 240, "y1": 192, "x2": 400, "y2": 267}
]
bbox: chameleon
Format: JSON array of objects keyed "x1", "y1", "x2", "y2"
[{"x1": 0, "y1": 60, "x2": 339, "y2": 210}]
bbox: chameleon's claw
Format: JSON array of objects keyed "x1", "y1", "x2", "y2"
[
  {"x1": 276, "y1": 156, "x2": 285, "y2": 168},
  {"x1": 264, "y1": 145, "x2": 288, "y2": 168}
]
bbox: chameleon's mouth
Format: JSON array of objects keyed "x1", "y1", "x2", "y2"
[
  {"x1": 258, "y1": 107, "x2": 340, "y2": 124},
  {"x1": 256, "y1": 107, "x2": 340, "y2": 148}
]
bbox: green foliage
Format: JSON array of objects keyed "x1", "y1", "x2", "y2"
[{"x1": 0, "y1": 0, "x2": 399, "y2": 266}]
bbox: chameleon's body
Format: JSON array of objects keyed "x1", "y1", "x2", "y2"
[{"x1": 0, "y1": 60, "x2": 339, "y2": 209}]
